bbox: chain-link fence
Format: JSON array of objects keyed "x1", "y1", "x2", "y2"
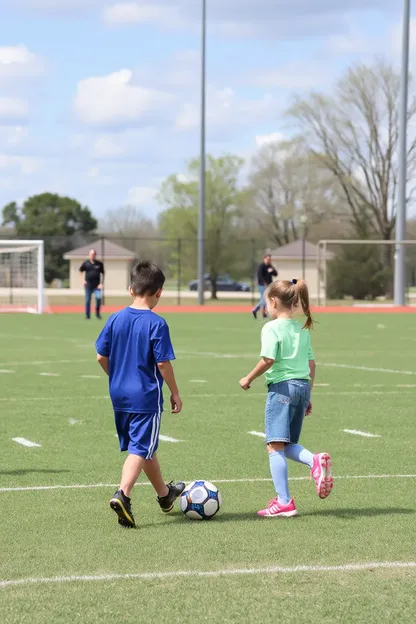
[
  {"x1": 2, "y1": 232, "x2": 414, "y2": 305},
  {"x1": 317, "y1": 240, "x2": 416, "y2": 305},
  {"x1": 0, "y1": 233, "x2": 271, "y2": 305}
]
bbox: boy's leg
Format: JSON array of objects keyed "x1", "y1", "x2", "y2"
[
  {"x1": 142, "y1": 453, "x2": 169, "y2": 498},
  {"x1": 143, "y1": 453, "x2": 185, "y2": 513},
  {"x1": 120, "y1": 453, "x2": 145, "y2": 497}
]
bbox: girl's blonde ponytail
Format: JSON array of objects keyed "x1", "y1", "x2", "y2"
[{"x1": 293, "y1": 279, "x2": 314, "y2": 330}]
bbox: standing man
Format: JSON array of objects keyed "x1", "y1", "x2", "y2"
[
  {"x1": 252, "y1": 253, "x2": 278, "y2": 319},
  {"x1": 79, "y1": 248, "x2": 105, "y2": 320}
]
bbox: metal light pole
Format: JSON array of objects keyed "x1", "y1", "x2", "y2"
[
  {"x1": 300, "y1": 215, "x2": 307, "y2": 280},
  {"x1": 394, "y1": 0, "x2": 411, "y2": 306},
  {"x1": 198, "y1": 0, "x2": 207, "y2": 305}
]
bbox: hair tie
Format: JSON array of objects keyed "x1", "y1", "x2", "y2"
[{"x1": 292, "y1": 279, "x2": 297, "y2": 285}]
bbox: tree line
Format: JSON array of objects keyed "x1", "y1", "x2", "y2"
[{"x1": 2, "y1": 61, "x2": 416, "y2": 299}]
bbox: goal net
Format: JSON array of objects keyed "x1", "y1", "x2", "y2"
[{"x1": 0, "y1": 240, "x2": 46, "y2": 313}]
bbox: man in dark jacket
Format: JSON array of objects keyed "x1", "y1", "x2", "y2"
[
  {"x1": 79, "y1": 249, "x2": 105, "y2": 319},
  {"x1": 252, "y1": 253, "x2": 278, "y2": 319}
]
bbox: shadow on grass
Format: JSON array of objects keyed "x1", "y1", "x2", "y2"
[
  {"x1": 302, "y1": 507, "x2": 415, "y2": 519},
  {"x1": 137, "y1": 507, "x2": 415, "y2": 528},
  {"x1": 0, "y1": 468, "x2": 70, "y2": 476}
]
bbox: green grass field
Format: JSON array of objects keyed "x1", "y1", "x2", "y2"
[{"x1": 0, "y1": 312, "x2": 415, "y2": 623}]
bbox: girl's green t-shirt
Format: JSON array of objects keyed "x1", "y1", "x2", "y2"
[{"x1": 260, "y1": 318, "x2": 314, "y2": 386}]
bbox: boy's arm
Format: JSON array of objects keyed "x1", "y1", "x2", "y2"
[
  {"x1": 157, "y1": 361, "x2": 182, "y2": 413},
  {"x1": 97, "y1": 354, "x2": 109, "y2": 375},
  {"x1": 240, "y1": 357, "x2": 274, "y2": 390}
]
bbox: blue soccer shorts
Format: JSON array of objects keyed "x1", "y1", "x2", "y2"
[{"x1": 114, "y1": 411, "x2": 161, "y2": 459}]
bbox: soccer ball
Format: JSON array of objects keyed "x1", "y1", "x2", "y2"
[{"x1": 180, "y1": 480, "x2": 222, "y2": 520}]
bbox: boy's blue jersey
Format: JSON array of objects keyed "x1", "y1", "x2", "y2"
[{"x1": 95, "y1": 307, "x2": 175, "y2": 413}]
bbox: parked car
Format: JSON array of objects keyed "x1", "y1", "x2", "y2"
[{"x1": 188, "y1": 274, "x2": 250, "y2": 292}]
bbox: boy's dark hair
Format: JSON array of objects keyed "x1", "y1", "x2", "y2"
[{"x1": 130, "y1": 261, "x2": 166, "y2": 296}]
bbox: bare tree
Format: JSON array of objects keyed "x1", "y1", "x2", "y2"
[
  {"x1": 100, "y1": 205, "x2": 157, "y2": 238},
  {"x1": 288, "y1": 61, "x2": 416, "y2": 242},
  {"x1": 249, "y1": 140, "x2": 342, "y2": 247},
  {"x1": 100, "y1": 206, "x2": 164, "y2": 266}
]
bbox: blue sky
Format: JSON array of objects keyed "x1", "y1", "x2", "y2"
[{"x1": 0, "y1": 1, "x2": 412, "y2": 223}]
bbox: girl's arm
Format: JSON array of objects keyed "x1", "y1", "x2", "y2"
[
  {"x1": 309, "y1": 360, "x2": 316, "y2": 389},
  {"x1": 240, "y1": 357, "x2": 274, "y2": 390},
  {"x1": 306, "y1": 360, "x2": 316, "y2": 415}
]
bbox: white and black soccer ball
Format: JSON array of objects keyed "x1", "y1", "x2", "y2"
[{"x1": 180, "y1": 480, "x2": 222, "y2": 520}]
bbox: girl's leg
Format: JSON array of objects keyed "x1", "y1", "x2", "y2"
[
  {"x1": 284, "y1": 443, "x2": 314, "y2": 468},
  {"x1": 268, "y1": 441, "x2": 291, "y2": 505},
  {"x1": 142, "y1": 453, "x2": 169, "y2": 498}
]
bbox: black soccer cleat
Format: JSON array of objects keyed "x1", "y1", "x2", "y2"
[
  {"x1": 157, "y1": 481, "x2": 186, "y2": 514},
  {"x1": 109, "y1": 489, "x2": 136, "y2": 528},
  {"x1": 252, "y1": 310, "x2": 257, "y2": 320}
]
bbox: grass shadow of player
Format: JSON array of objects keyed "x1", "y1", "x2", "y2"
[
  {"x1": 0, "y1": 468, "x2": 70, "y2": 476},
  {"x1": 302, "y1": 507, "x2": 415, "y2": 520}
]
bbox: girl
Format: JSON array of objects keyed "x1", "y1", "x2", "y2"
[{"x1": 239, "y1": 278, "x2": 333, "y2": 517}]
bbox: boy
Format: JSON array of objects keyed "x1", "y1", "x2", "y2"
[{"x1": 96, "y1": 261, "x2": 184, "y2": 528}]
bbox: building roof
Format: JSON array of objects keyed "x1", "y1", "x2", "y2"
[
  {"x1": 63, "y1": 238, "x2": 136, "y2": 260},
  {"x1": 270, "y1": 240, "x2": 321, "y2": 260}
]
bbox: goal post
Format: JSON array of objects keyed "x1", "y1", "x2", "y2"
[
  {"x1": 0, "y1": 240, "x2": 46, "y2": 314},
  {"x1": 317, "y1": 239, "x2": 416, "y2": 306}
]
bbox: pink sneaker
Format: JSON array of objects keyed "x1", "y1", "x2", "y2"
[
  {"x1": 257, "y1": 498, "x2": 298, "y2": 518},
  {"x1": 310, "y1": 453, "x2": 333, "y2": 499}
]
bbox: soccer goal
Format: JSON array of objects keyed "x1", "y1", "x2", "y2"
[
  {"x1": 316, "y1": 239, "x2": 416, "y2": 306},
  {"x1": 0, "y1": 240, "x2": 46, "y2": 313}
]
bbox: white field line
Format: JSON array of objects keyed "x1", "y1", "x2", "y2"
[
  {"x1": 68, "y1": 419, "x2": 81, "y2": 425},
  {"x1": 323, "y1": 362, "x2": 416, "y2": 376},
  {"x1": 12, "y1": 437, "x2": 41, "y2": 448},
  {"x1": 0, "y1": 390, "x2": 414, "y2": 403},
  {"x1": 343, "y1": 429, "x2": 382, "y2": 438},
  {"x1": 39, "y1": 372, "x2": 60, "y2": 377},
  {"x1": 314, "y1": 383, "x2": 330, "y2": 387},
  {"x1": 0, "y1": 359, "x2": 92, "y2": 367},
  {"x1": 248, "y1": 431, "x2": 266, "y2": 438},
  {"x1": 0, "y1": 369, "x2": 15, "y2": 374},
  {"x1": 190, "y1": 379, "x2": 208, "y2": 384},
  {"x1": 397, "y1": 384, "x2": 416, "y2": 388},
  {"x1": 1, "y1": 561, "x2": 415, "y2": 589},
  {"x1": 159, "y1": 435, "x2": 182, "y2": 443},
  {"x1": 1, "y1": 474, "x2": 416, "y2": 493},
  {"x1": 80, "y1": 375, "x2": 101, "y2": 379}
]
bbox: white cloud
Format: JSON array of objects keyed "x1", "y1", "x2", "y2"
[
  {"x1": 0, "y1": 45, "x2": 45, "y2": 79},
  {"x1": 74, "y1": 69, "x2": 171, "y2": 126},
  {"x1": 126, "y1": 185, "x2": 157, "y2": 207},
  {"x1": 102, "y1": 3, "x2": 182, "y2": 28},
  {"x1": 0, "y1": 97, "x2": 28, "y2": 121},
  {"x1": 92, "y1": 136, "x2": 126, "y2": 158},
  {"x1": 0, "y1": 154, "x2": 40, "y2": 174},
  {"x1": 176, "y1": 87, "x2": 277, "y2": 132},
  {"x1": 253, "y1": 61, "x2": 330, "y2": 90},
  {"x1": 255, "y1": 132, "x2": 285, "y2": 146},
  {"x1": 0, "y1": 126, "x2": 28, "y2": 146}
]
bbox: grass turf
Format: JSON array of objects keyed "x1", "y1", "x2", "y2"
[{"x1": 0, "y1": 312, "x2": 415, "y2": 623}]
